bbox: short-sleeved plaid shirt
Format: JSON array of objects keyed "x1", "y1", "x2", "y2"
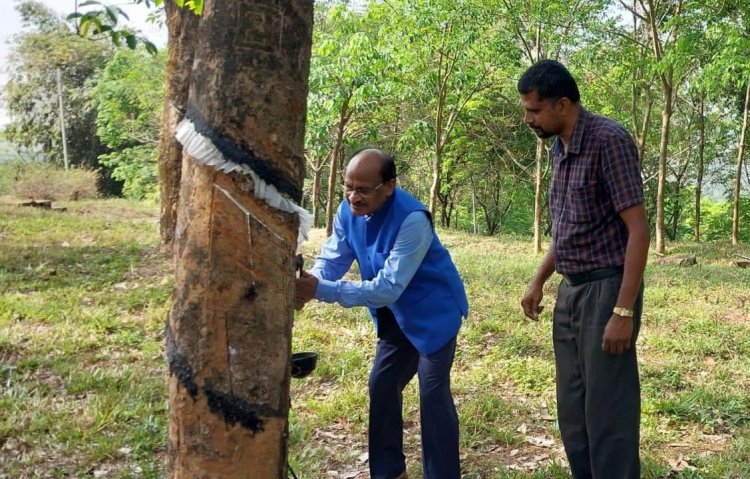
[{"x1": 549, "y1": 108, "x2": 644, "y2": 275}]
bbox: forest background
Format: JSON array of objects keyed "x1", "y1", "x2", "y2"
[
  {"x1": 2, "y1": 0, "x2": 750, "y2": 478},
  {"x1": 2, "y1": 0, "x2": 750, "y2": 248}
]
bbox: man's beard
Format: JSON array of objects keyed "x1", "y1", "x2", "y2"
[{"x1": 532, "y1": 127, "x2": 554, "y2": 139}]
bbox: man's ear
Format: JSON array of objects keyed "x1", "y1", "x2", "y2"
[
  {"x1": 558, "y1": 97, "x2": 573, "y2": 114},
  {"x1": 385, "y1": 178, "x2": 397, "y2": 196}
]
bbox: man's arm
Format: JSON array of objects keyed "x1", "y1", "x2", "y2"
[
  {"x1": 295, "y1": 212, "x2": 355, "y2": 309},
  {"x1": 521, "y1": 245, "x2": 556, "y2": 320},
  {"x1": 309, "y1": 213, "x2": 356, "y2": 281},
  {"x1": 314, "y1": 211, "x2": 433, "y2": 308},
  {"x1": 602, "y1": 202, "x2": 649, "y2": 354}
]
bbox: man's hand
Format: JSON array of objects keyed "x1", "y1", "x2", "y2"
[
  {"x1": 602, "y1": 315, "x2": 633, "y2": 354},
  {"x1": 521, "y1": 283, "x2": 544, "y2": 321},
  {"x1": 294, "y1": 271, "x2": 318, "y2": 311}
]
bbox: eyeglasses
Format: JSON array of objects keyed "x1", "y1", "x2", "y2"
[{"x1": 343, "y1": 182, "x2": 385, "y2": 197}]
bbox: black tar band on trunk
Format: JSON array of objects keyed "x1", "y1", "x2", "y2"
[
  {"x1": 185, "y1": 104, "x2": 302, "y2": 203},
  {"x1": 165, "y1": 324, "x2": 278, "y2": 433}
]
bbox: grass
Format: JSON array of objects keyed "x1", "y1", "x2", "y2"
[{"x1": 1, "y1": 198, "x2": 750, "y2": 478}]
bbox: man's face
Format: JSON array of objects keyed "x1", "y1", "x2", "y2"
[
  {"x1": 343, "y1": 153, "x2": 395, "y2": 216},
  {"x1": 520, "y1": 90, "x2": 563, "y2": 139}
]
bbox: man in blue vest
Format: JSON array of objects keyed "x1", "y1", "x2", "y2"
[{"x1": 295, "y1": 148, "x2": 468, "y2": 479}]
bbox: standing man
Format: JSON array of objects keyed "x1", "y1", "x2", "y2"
[
  {"x1": 295, "y1": 148, "x2": 468, "y2": 479},
  {"x1": 518, "y1": 60, "x2": 649, "y2": 479}
]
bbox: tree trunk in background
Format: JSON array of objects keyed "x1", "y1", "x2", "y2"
[
  {"x1": 157, "y1": 2, "x2": 199, "y2": 252},
  {"x1": 471, "y1": 186, "x2": 478, "y2": 234},
  {"x1": 636, "y1": 90, "x2": 653, "y2": 163},
  {"x1": 311, "y1": 156, "x2": 324, "y2": 228},
  {"x1": 694, "y1": 93, "x2": 705, "y2": 241},
  {"x1": 655, "y1": 75, "x2": 673, "y2": 254},
  {"x1": 532, "y1": 138, "x2": 544, "y2": 254},
  {"x1": 324, "y1": 95, "x2": 351, "y2": 236},
  {"x1": 645, "y1": 0, "x2": 681, "y2": 254},
  {"x1": 629, "y1": 2, "x2": 653, "y2": 165},
  {"x1": 429, "y1": 145, "x2": 442, "y2": 221},
  {"x1": 732, "y1": 82, "x2": 750, "y2": 246},
  {"x1": 166, "y1": 1, "x2": 313, "y2": 477},
  {"x1": 324, "y1": 148, "x2": 339, "y2": 236}
]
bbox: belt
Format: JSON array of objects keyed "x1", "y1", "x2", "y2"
[{"x1": 561, "y1": 265, "x2": 623, "y2": 286}]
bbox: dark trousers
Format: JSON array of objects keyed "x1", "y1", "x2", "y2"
[
  {"x1": 368, "y1": 309, "x2": 460, "y2": 479},
  {"x1": 554, "y1": 272, "x2": 643, "y2": 479}
]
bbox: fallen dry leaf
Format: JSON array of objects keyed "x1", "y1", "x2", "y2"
[{"x1": 526, "y1": 435, "x2": 555, "y2": 447}]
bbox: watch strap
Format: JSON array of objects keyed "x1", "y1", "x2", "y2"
[{"x1": 613, "y1": 306, "x2": 634, "y2": 318}]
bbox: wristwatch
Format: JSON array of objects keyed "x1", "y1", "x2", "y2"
[{"x1": 613, "y1": 306, "x2": 634, "y2": 318}]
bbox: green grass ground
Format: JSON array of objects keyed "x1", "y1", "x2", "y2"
[{"x1": 1, "y1": 199, "x2": 749, "y2": 478}]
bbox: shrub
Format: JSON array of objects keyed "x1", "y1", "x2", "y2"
[
  {"x1": 12, "y1": 163, "x2": 98, "y2": 201},
  {"x1": 0, "y1": 161, "x2": 24, "y2": 196}
]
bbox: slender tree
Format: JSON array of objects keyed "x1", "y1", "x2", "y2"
[
  {"x1": 732, "y1": 83, "x2": 750, "y2": 244},
  {"x1": 635, "y1": 0, "x2": 684, "y2": 254},
  {"x1": 695, "y1": 92, "x2": 705, "y2": 240}
]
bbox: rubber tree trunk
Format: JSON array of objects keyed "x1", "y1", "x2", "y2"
[
  {"x1": 654, "y1": 70, "x2": 673, "y2": 254},
  {"x1": 157, "y1": 1, "x2": 199, "y2": 252},
  {"x1": 166, "y1": 2, "x2": 313, "y2": 478},
  {"x1": 324, "y1": 94, "x2": 350, "y2": 236},
  {"x1": 694, "y1": 93, "x2": 705, "y2": 242},
  {"x1": 732, "y1": 82, "x2": 750, "y2": 246},
  {"x1": 310, "y1": 156, "x2": 324, "y2": 227}
]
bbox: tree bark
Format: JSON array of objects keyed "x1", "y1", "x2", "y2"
[
  {"x1": 324, "y1": 94, "x2": 351, "y2": 236},
  {"x1": 646, "y1": 0, "x2": 682, "y2": 254},
  {"x1": 166, "y1": 1, "x2": 313, "y2": 477},
  {"x1": 310, "y1": 154, "x2": 327, "y2": 228},
  {"x1": 694, "y1": 93, "x2": 705, "y2": 241},
  {"x1": 655, "y1": 73, "x2": 672, "y2": 254},
  {"x1": 157, "y1": 1, "x2": 199, "y2": 252},
  {"x1": 429, "y1": 127, "x2": 443, "y2": 220},
  {"x1": 732, "y1": 82, "x2": 750, "y2": 246},
  {"x1": 629, "y1": 2, "x2": 652, "y2": 164}
]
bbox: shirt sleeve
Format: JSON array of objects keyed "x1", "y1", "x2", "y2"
[
  {"x1": 312, "y1": 211, "x2": 433, "y2": 308},
  {"x1": 601, "y1": 131, "x2": 644, "y2": 212},
  {"x1": 308, "y1": 212, "x2": 355, "y2": 282}
]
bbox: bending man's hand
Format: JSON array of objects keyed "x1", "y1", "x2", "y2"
[{"x1": 294, "y1": 271, "x2": 319, "y2": 311}]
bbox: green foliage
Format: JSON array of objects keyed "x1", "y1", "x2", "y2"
[
  {"x1": 301, "y1": 0, "x2": 750, "y2": 245},
  {"x1": 3, "y1": 1, "x2": 113, "y2": 173},
  {"x1": 306, "y1": 3, "x2": 394, "y2": 159},
  {"x1": 173, "y1": 0, "x2": 203, "y2": 14},
  {"x1": 93, "y1": 49, "x2": 165, "y2": 201},
  {"x1": 703, "y1": 197, "x2": 750, "y2": 242},
  {"x1": 68, "y1": 0, "x2": 167, "y2": 55}
]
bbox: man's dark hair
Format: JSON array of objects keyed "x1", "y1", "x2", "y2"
[
  {"x1": 517, "y1": 59, "x2": 581, "y2": 103},
  {"x1": 350, "y1": 148, "x2": 397, "y2": 182}
]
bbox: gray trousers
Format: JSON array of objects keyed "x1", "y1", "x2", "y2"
[{"x1": 553, "y1": 272, "x2": 643, "y2": 479}]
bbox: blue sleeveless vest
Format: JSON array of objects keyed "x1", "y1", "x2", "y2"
[{"x1": 339, "y1": 188, "x2": 469, "y2": 354}]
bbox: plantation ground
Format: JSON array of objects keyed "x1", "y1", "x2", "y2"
[{"x1": 1, "y1": 198, "x2": 749, "y2": 478}]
